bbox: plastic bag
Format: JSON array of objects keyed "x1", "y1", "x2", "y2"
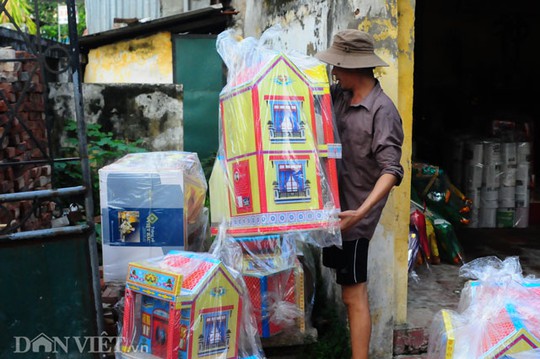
[
  {"x1": 428, "y1": 256, "x2": 540, "y2": 359},
  {"x1": 99, "y1": 151, "x2": 208, "y2": 282},
  {"x1": 209, "y1": 25, "x2": 342, "y2": 249},
  {"x1": 211, "y1": 224, "x2": 307, "y2": 338}
]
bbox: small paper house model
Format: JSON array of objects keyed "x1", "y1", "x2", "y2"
[
  {"x1": 120, "y1": 251, "x2": 242, "y2": 359},
  {"x1": 233, "y1": 234, "x2": 305, "y2": 337},
  {"x1": 467, "y1": 281, "x2": 540, "y2": 358},
  {"x1": 99, "y1": 152, "x2": 207, "y2": 282},
  {"x1": 210, "y1": 52, "x2": 340, "y2": 236},
  {"x1": 430, "y1": 281, "x2": 540, "y2": 359}
]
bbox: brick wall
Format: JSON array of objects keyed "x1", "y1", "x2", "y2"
[{"x1": 0, "y1": 47, "x2": 54, "y2": 232}]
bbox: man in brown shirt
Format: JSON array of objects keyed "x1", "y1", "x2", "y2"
[{"x1": 316, "y1": 29, "x2": 404, "y2": 359}]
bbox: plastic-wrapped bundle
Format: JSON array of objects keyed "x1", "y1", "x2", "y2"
[
  {"x1": 99, "y1": 151, "x2": 208, "y2": 282},
  {"x1": 208, "y1": 26, "x2": 341, "y2": 338},
  {"x1": 425, "y1": 217, "x2": 441, "y2": 264},
  {"x1": 428, "y1": 257, "x2": 540, "y2": 359},
  {"x1": 211, "y1": 223, "x2": 308, "y2": 338},
  {"x1": 118, "y1": 250, "x2": 265, "y2": 359},
  {"x1": 410, "y1": 209, "x2": 431, "y2": 264},
  {"x1": 209, "y1": 25, "x2": 342, "y2": 248}
]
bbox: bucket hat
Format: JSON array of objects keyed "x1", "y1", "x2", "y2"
[{"x1": 315, "y1": 29, "x2": 388, "y2": 69}]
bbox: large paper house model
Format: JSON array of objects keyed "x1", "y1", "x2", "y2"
[
  {"x1": 120, "y1": 251, "x2": 243, "y2": 359},
  {"x1": 210, "y1": 52, "x2": 340, "y2": 236}
]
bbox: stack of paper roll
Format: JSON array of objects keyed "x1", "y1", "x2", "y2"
[
  {"x1": 467, "y1": 187, "x2": 481, "y2": 228},
  {"x1": 463, "y1": 140, "x2": 483, "y2": 228},
  {"x1": 515, "y1": 142, "x2": 531, "y2": 228},
  {"x1": 496, "y1": 142, "x2": 517, "y2": 227},
  {"x1": 479, "y1": 140, "x2": 501, "y2": 228}
]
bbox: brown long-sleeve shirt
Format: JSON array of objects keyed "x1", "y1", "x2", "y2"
[{"x1": 332, "y1": 81, "x2": 404, "y2": 241}]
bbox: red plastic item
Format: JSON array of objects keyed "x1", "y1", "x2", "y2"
[{"x1": 411, "y1": 209, "x2": 431, "y2": 262}]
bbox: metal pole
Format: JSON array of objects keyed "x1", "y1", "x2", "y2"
[
  {"x1": 58, "y1": 1, "x2": 61, "y2": 42},
  {"x1": 0, "y1": 185, "x2": 86, "y2": 202},
  {"x1": 65, "y1": 0, "x2": 105, "y2": 350},
  {"x1": 0, "y1": 224, "x2": 90, "y2": 241}
]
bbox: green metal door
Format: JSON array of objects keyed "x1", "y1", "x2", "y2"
[{"x1": 173, "y1": 35, "x2": 224, "y2": 163}]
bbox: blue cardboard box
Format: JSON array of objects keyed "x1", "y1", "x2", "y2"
[{"x1": 99, "y1": 152, "x2": 207, "y2": 282}]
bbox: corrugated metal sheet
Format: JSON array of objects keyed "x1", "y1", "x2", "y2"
[{"x1": 85, "y1": 0, "x2": 161, "y2": 34}]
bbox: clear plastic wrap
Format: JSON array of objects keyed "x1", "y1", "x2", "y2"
[
  {"x1": 118, "y1": 250, "x2": 265, "y2": 359},
  {"x1": 99, "y1": 151, "x2": 208, "y2": 283},
  {"x1": 428, "y1": 256, "x2": 540, "y2": 359},
  {"x1": 210, "y1": 224, "x2": 307, "y2": 338},
  {"x1": 209, "y1": 25, "x2": 342, "y2": 248},
  {"x1": 208, "y1": 26, "x2": 341, "y2": 339},
  {"x1": 501, "y1": 349, "x2": 540, "y2": 358}
]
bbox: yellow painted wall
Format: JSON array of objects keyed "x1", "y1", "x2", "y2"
[
  {"x1": 84, "y1": 32, "x2": 173, "y2": 84},
  {"x1": 356, "y1": 0, "x2": 414, "y2": 325}
]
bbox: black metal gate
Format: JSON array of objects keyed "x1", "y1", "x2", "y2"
[{"x1": 0, "y1": 1, "x2": 103, "y2": 358}]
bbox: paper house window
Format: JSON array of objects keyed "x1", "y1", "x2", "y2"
[
  {"x1": 267, "y1": 100, "x2": 305, "y2": 143},
  {"x1": 199, "y1": 311, "x2": 232, "y2": 356},
  {"x1": 273, "y1": 161, "x2": 310, "y2": 203}
]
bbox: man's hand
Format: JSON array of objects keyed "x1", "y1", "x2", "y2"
[
  {"x1": 338, "y1": 174, "x2": 398, "y2": 233},
  {"x1": 339, "y1": 209, "x2": 365, "y2": 232}
]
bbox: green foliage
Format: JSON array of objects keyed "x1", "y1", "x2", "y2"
[
  {"x1": 0, "y1": 0, "x2": 86, "y2": 39},
  {"x1": 300, "y1": 304, "x2": 351, "y2": 359},
  {"x1": 0, "y1": 0, "x2": 37, "y2": 34},
  {"x1": 38, "y1": 1, "x2": 86, "y2": 42},
  {"x1": 54, "y1": 121, "x2": 147, "y2": 216}
]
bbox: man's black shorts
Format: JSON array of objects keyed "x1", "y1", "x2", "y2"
[{"x1": 322, "y1": 238, "x2": 369, "y2": 285}]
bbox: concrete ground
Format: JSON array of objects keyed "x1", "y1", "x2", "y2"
[{"x1": 395, "y1": 225, "x2": 540, "y2": 358}]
